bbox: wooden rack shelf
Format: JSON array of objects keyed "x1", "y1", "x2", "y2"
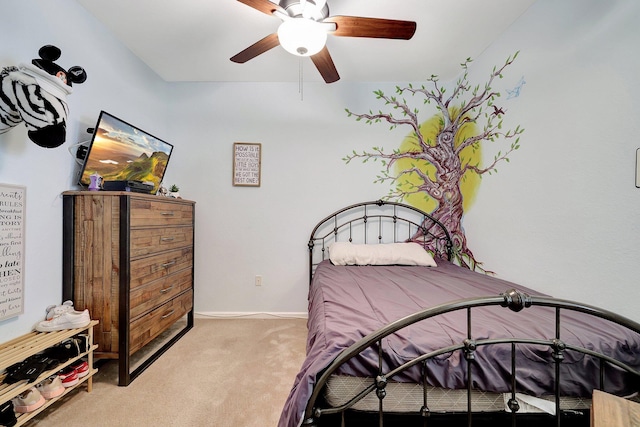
[{"x1": 0, "y1": 320, "x2": 98, "y2": 426}]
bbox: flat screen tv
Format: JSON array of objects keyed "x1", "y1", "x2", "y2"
[{"x1": 78, "y1": 111, "x2": 173, "y2": 194}]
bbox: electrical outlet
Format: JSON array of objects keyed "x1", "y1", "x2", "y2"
[{"x1": 255, "y1": 275, "x2": 262, "y2": 286}]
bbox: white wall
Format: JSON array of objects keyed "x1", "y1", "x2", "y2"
[
  {"x1": 0, "y1": 0, "x2": 169, "y2": 342},
  {"x1": 165, "y1": 82, "x2": 390, "y2": 315},
  {"x1": 463, "y1": 0, "x2": 640, "y2": 321},
  {"x1": 1, "y1": 0, "x2": 638, "y2": 343}
]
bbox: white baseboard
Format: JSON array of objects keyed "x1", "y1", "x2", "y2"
[{"x1": 195, "y1": 311, "x2": 308, "y2": 320}]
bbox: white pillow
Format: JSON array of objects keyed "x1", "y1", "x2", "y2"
[{"x1": 328, "y1": 242, "x2": 437, "y2": 267}]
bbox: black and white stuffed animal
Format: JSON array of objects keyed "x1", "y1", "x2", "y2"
[{"x1": 0, "y1": 45, "x2": 87, "y2": 148}]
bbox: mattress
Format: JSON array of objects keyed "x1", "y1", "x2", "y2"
[
  {"x1": 324, "y1": 375, "x2": 592, "y2": 414},
  {"x1": 279, "y1": 259, "x2": 640, "y2": 427}
]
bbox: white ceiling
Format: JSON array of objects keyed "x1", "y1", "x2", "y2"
[{"x1": 74, "y1": 0, "x2": 536, "y2": 83}]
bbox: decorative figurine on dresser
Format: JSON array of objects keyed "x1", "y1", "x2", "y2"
[{"x1": 62, "y1": 191, "x2": 195, "y2": 385}]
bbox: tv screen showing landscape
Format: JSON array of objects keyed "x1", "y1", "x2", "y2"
[{"x1": 78, "y1": 111, "x2": 173, "y2": 194}]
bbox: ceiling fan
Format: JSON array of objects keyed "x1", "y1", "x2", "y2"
[{"x1": 230, "y1": 0, "x2": 417, "y2": 83}]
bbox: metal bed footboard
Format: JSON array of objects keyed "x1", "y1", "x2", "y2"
[
  {"x1": 302, "y1": 289, "x2": 640, "y2": 427},
  {"x1": 308, "y1": 200, "x2": 453, "y2": 283}
]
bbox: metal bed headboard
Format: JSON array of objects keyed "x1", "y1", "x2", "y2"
[{"x1": 308, "y1": 200, "x2": 453, "y2": 283}]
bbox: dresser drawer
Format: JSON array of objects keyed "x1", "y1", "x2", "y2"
[
  {"x1": 129, "y1": 290, "x2": 193, "y2": 355},
  {"x1": 130, "y1": 247, "x2": 193, "y2": 290},
  {"x1": 130, "y1": 226, "x2": 193, "y2": 258},
  {"x1": 130, "y1": 268, "x2": 193, "y2": 319},
  {"x1": 130, "y1": 199, "x2": 193, "y2": 227}
]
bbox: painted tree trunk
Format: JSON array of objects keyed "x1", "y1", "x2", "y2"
[{"x1": 411, "y1": 133, "x2": 477, "y2": 269}]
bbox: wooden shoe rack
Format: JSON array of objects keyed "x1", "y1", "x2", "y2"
[{"x1": 0, "y1": 320, "x2": 98, "y2": 426}]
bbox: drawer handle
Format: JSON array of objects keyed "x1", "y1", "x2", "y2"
[
  {"x1": 161, "y1": 237, "x2": 175, "y2": 242},
  {"x1": 160, "y1": 211, "x2": 175, "y2": 216},
  {"x1": 161, "y1": 261, "x2": 176, "y2": 268},
  {"x1": 161, "y1": 310, "x2": 175, "y2": 319},
  {"x1": 160, "y1": 286, "x2": 174, "y2": 294}
]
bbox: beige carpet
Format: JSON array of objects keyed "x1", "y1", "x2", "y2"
[{"x1": 29, "y1": 318, "x2": 307, "y2": 427}]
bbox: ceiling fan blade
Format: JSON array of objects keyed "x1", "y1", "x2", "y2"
[
  {"x1": 230, "y1": 33, "x2": 280, "y2": 63},
  {"x1": 236, "y1": 0, "x2": 285, "y2": 16},
  {"x1": 324, "y1": 16, "x2": 417, "y2": 40},
  {"x1": 311, "y1": 46, "x2": 340, "y2": 84}
]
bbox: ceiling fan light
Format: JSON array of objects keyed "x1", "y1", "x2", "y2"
[{"x1": 277, "y1": 18, "x2": 327, "y2": 57}]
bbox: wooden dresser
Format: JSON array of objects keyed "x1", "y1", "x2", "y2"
[{"x1": 62, "y1": 191, "x2": 195, "y2": 385}]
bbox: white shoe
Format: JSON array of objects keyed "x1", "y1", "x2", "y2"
[
  {"x1": 35, "y1": 309, "x2": 90, "y2": 332},
  {"x1": 36, "y1": 375, "x2": 65, "y2": 399},
  {"x1": 12, "y1": 387, "x2": 46, "y2": 413},
  {"x1": 45, "y1": 300, "x2": 74, "y2": 320}
]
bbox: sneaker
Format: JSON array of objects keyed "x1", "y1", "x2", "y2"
[
  {"x1": 39, "y1": 338, "x2": 81, "y2": 364},
  {"x1": 70, "y1": 360, "x2": 89, "y2": 378},
  {"x1": 57, "y1": 367, "x2": 79, "y2": 388},
  {"x1": 74, "y1": 334, "x2": 90, "y2": 353},
  {"x1": 36, "y1": 375, "x2": 65, "y2": 399},
  {"x1": 45, "y1": 300, "x2": 74, "y2": 320},
  {"x1": 11, "y1": 387, "x2": 46, "y2": 413},
  {"x1": 3, "y1": 354, "x2": 58, "y2": 384},
  {"x1": 35, "y1": 309, "x2": 90, "y2": 332},
  {"x1": 0, "y1": 400, "x2": 17, "y2": 427}
]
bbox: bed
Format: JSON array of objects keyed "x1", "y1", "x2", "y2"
[{"x1": 278, "y1": 200, "x2": 640, "y2": 427}]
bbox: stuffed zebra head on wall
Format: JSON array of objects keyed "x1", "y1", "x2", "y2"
[{"x1": 0, "y1": 45, "x2": 87, "y2": 148}]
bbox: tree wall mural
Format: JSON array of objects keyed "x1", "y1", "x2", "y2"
[{"x1": 344, "y1": 53, "x2": 524, "y2": 271}]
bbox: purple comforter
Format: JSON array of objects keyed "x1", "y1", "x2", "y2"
[{"x1": 279, "y1": 259, "x2": 640, "y2": 427}]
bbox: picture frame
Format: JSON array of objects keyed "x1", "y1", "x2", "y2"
[
  {"x1": 0, "y1": 183, "x2": 26, "y2": 321},
  {"x1": 636, "y1": 148, "x2": 640, "y2": 188},
  {"x1": 233, "y1": 142, "x2": 262, "y2": 187}
]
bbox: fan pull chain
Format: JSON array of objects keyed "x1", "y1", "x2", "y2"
[{"x1": 299, "y1": 57, "x2": 304, "y2": 101}]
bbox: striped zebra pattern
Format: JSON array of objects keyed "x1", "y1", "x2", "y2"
[{"x1": 0, "y1": 64, "x2": 70, "y2": 148}]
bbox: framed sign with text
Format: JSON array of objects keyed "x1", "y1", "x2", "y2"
[
  {"x1": 0, "y1": 183, "x2": 25, "y2": 320},
  {"x1": 233, "y1": 142, "x2": 262, "y2": 187}
]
